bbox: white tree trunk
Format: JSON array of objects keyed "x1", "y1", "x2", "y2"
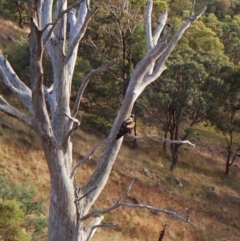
[{"x1": 0, "y1": 1, "x2": 206, "y2": 240}]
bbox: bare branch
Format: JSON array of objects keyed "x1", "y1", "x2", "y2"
[
  {"x1": 68, "y1": 8, "x2": 77, "y2": 43},
  {"x1": 190, "y1": 0, "x2": 196, "y2": 17},
  {"x1": 86, "y1": 223, "x2": 116, "y2": 241},
  {"x1": 146, "y1": 0, "x2": 153, "y2": 50},
  {"x1": 64, "y1": 7, "x2": 98, "y2": 64},
  {"x1": 190, "y1": 5, "x2": 207, "y2": 21},
  {"x1": 71, "y1": 138, "x2": 111, "y2": 178},
  {"x1": 81, "y1": 180, "x2": 135, "y2": 220},
  {"x1": 152, "y1": 11, "x2": 168, "y2": 46},
  {"x1": 30, "y1": 30, "x2": 52, "y2": 136},
  {"x1": 81, "y1": 180, "x2": 192, "y2": 225},
  {"x1": 117, "y1": 180, "x2": 135, "y2": 202},
  {"x1": 142, "y1": 5, "x2": 207, "y2": 89},
  {"x1": 75, "y1": 185, "x2": 97, "y2": 202},
  {"x1": 81, "y1": 4, "x2": 206, "y2": 216},
  {"x1": 127, "y1": 134, "x2": 195, "y2": 147},
  {"x1": 71, "y1": 59, "x2": 116, "y2": 117},
  {"x1": 43, "y1": 0, "x2": 85, "y2": 45},
  {"x1": 0, "y1": 54, "x2": 33, "y2": 114},
  {"x1": 84, "y1": 216, "x2": 104, "y2": 241},
  {"x1": 0, "y1": 96, "x2": 32, "y2": 127}
]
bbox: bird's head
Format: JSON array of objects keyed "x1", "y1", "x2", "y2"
[{"x1": 130, "y1": 114, "x2": 135, "y2": 118}]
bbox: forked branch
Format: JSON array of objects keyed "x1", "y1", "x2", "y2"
[
  {"x1": 43, "y1": 0, "x2": 86, "y2": 45},
  {"x1": 81, "y1": 180, "x2": 192, "y2": 224},
  {"x1": 64, "y1": 113, "x2": 81, "y2": 143},
  {"x1": 64, "y1": 7, "x2": 98, "y2": 64}
]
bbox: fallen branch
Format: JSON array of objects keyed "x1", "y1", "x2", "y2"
[
  {"x1": 81, "y1": 180, "x2": 193, "y2": 224},
  {"x1": 127, "y1": 134, "x2": 195, "y2": 147}
]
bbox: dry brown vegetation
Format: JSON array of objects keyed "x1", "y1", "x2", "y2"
[
  {"x1": 0, "y1": 111, "x2": 240, "y2": 241},
  {"x1": 0, "y1": 19, "x2": 240, "y2": 241},
  {"x1": 0, "y1": 18, "x2": 29, "y2": 37}
]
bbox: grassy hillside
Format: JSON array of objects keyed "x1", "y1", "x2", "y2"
[
  {"x1": 0, "y1": 111, "x2": 239, "y2": 241},
  {"x1": 0, "y1": 19, "x2": 240, "y2": 241}
]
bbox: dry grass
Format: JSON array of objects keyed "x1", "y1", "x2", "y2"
[
  {"x1": 0, "y1": 113, "x2": 240, "y2": 241},
  {"x1": 0, "y1": 18, "x2": 29, "y2": 53},
  {"x1": 0, "y1": 18, "x2": 29, "y2": 37}
]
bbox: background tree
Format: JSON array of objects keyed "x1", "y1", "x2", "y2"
[
  {"x1": 0, "y1": 0, "x2": 28, "y2": 28},
  {"x1": 140, "y1": 17, "x2": 228, "y2": 171},
  {"x1": 77, "y1": 0, "x2": 147, "y2": 123},
  {"x1": 206, "y1": 66, "x2": 240, "y2": 175},
  {"x1": 0, "y1": 0, "x2": 206, "y2": 240}
]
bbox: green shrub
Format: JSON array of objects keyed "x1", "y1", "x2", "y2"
[
  {"x1": 0, "y1": 174, "x2": 47, "y2": 240},
  {"x1": 0, "y1": 200, "x2": 31, "y2": 241}
]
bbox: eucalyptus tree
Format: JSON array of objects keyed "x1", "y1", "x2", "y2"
[
  {"x1": 0, "y1": 0, "x2": 206, "y2": 240},
  {"x1": 140, "y1": 18, "x2": 228, "y2": 171},
  {"x1": 0, "y1": 0, "x2": 28, "y2": 27},
  {"x1": 207, "y1": 66, "x2": 240, "y2": 175},
  {"x1": 221, "y1": 15, "x2": 240, "y2": 65}
]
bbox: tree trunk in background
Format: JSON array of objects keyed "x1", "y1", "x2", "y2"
[{"x1": 170, "y1": 143, "x2": 179, "y2": 171}]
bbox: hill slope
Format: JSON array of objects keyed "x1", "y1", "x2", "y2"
[
  {"x1": 0, "y1": 19, "x2": 240, "y2": 241},
  {"x1": 0, "y1": 112, "x2": 239, "y2": 241}
]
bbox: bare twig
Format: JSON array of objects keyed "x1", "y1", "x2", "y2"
[
  {"x1": 127, "y1": 134, "x2": 195, "y2": 147},
  {"x1": 75, "y1": 185, "x2": 97, "y2": 202},
  {"x1": 71, "y1": 138, "x2": 111, "y2": 178},
  {"x1": 81, "y1": 180, "x2": 193, "y2": 224},
  {"x1": 71, "y1": 59, "x2": 116, "y2": 117}
]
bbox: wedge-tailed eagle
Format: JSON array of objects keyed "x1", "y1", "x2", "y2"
[{"x1": 116, "y1": 114, "x2": 135, "y2": 140}]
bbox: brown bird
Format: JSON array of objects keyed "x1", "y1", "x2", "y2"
[{"x1": 116, "y1": 114, "x2": 135, "y2": 140}]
